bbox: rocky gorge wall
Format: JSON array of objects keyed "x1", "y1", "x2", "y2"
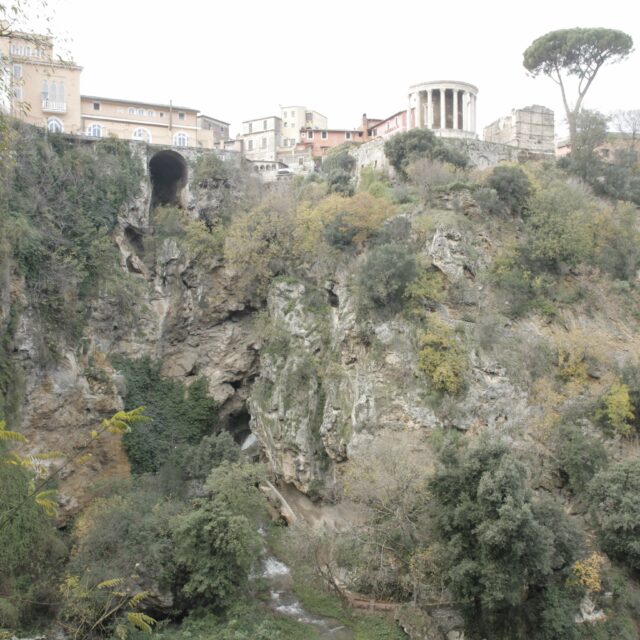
[
  {"x1": 3, "y1": 143, "x2": 258, "y2": 512},
  {"x1": 3, "y1": 143, "x2": 558, "y2": 512}
]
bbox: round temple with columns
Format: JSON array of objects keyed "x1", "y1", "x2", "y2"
[{"x1": 408, "y1": 80, "x2": 478, "y2": 139}]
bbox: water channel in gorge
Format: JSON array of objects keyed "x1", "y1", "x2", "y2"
[{"x1": 258, "y1": 554, "x2": 354, "y2": 639}]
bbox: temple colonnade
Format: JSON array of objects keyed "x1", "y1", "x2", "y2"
[{"x1": 408, "y1": 80, "x2": 478, "y2": 139}]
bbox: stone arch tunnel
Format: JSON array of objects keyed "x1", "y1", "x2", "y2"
[{"x1": 149, "y1": 149, "x2": 188, "y2": 209}]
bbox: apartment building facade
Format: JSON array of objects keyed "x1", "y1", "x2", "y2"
[
  {"x1": 197, "y1": 114, "x2": 231, "y2": 146},
  {"x1": 0, "y1": 30, "x2": 83, "y2": 134},
  {"x1": 241, "y1": 116, "x2": 282, "y2": 161},
  {"x1": 81, "y1": 96, "x2": 200, "y2": 147},
  {"x1": 1, "y1": 30, "x2": 229, "y2": 149}
]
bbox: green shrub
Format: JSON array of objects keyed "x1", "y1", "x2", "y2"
[
  {"x1": 430, "y1": 437, "x2": 583, "y2": 639},
  {"x1": 188, "y1": 431, "x2": 241, "y2": 482},
  {"x1": 357, "y1": 243, "x2": 417, "y2": 310},
  {"x1": 359, "y1": 166, "x2": 392, "y2": 200},
  {"x1": 384, "y1": 129, "x2": 467, "y2": 180},
  {"x1": 171, "y1": 463, "x2": 265, "y2": 610},
  {"x1": 113, "y1": 356, "x2": 218, "y2": 474},
  {"x1": 473, "y1": 186, "x2": 505, "y2": 215},
  {"x1": 193, "y1": 153, "x2": 231, "y2": 188},
  {"x1": 0, "y1": 124, "x2": 143, "y2": 359},
  {"x1": 323, "y1": 211, "x2": 359, "y2": 247},
  {"x1": 0, "y1": 454, "x2": 64, "y2": 628},
  {"x1": 417, "y1": 319, "x2": 467, "y2": 394},
  {"x1": 150, "y1": 603, "x2": 318, "y2": 640},
  {"x1": 69, "y1": 479, "x2": 184, "y2": 589},
  {"x1": 598, "y1": 148, "x2": 640, "y2": 206},
  {"x1": 621, "y1": 363, "x2": 640, "y2": 434},
  {"x1": 552, "y1": 423, "x2": 608, "y2": 494},
  {"x1": 486, "y1": 165, "x2": 532, "y2": 216},
  {"x1": 407, "y1": 157, "x2": 456, "y2": 204},
  {"x1": 594, "y1": 204, "x2": 640, "y2": 281},
  {"x1": 404, "y1": 264, "x2": 445, "y2": 316},
  {"x1": 588, "y1": 460, "x2": 640, "y2": 570},
  {"x1": 374, "y1": 216, "x2": 412, "y2": 246},
  {"x1": 595, "y1": 382, "x2": 635, "y2": 437},
  {"x1": 321, "y1": 149, "x2": 356, "y2": 195},
  {"x1": 524, "y1": 180, "x2": 594, "y2": 272}
]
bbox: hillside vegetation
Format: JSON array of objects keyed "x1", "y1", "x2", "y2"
[{"x1": 1, "y1": 121, "x2": 640, "y2": 640}]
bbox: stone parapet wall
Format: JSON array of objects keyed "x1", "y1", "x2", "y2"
[
  {"x1": 349, "y1": 138, "x2": 390, "y2": 179},
  {"x1": 350, "y1": 136, "x2": 550, "y2": 180},
  {"x1": 446, "y1": 138, "x2": 519, "y2": 167}
]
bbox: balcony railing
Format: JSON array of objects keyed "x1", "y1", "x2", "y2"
[{"x1": 42, "y1": 99, "x2": 66, "y2": 113}]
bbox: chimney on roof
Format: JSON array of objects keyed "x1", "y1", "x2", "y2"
[{"x1": 362, "y1": 113, "x2": 369, "y2": 141}]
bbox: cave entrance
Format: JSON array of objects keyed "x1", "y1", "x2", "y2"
[
  {"x1": 149, "y1": 150, "x2": 188, "y2": 209},
  {"x1": 227, "y1": 406, "x2": 251, "y2": 445}
]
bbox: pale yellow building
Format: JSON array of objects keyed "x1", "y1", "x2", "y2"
[
  {"x1": 0, "y1": 30, "x2": 82, "y2": 133},
  {"x1": 81, "y1": 96, "x2": 201, "y2": 147},
  {"x1": 1, "y1": 30, "x2": 229, "y2": 149}
]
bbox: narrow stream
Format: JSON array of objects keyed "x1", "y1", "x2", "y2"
[{"x1": 258, "y1": 555, "x2": 354, "y2": 639}]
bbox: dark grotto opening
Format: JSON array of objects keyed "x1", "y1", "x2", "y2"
[{"x1": 149, "y1": 149, "x2": 188, "y2": 209}]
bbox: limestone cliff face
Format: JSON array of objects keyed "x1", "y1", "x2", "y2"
[
  {"x1": 248, "y1": 221, "x2": 535, "y2": 496},
  {"x1": 4, "y1": 155, "x2": 540, "y2": 514},
  {"x1": 5, "y1": 150, "x2": 260, "y2": 512}
]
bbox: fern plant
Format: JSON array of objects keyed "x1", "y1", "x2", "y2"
[{"x1": 60, "y1": 574, "x2": 156, "y2": 639}]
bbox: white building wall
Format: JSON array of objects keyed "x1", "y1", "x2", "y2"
[{"x1": 241, "y1": 116, "x2": 282, "y2": 161}]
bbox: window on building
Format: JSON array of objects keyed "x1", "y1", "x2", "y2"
[
  {"x1": 248, "y1": 123, "x2": 253, "y2": 133},
  {"x1": 87, "y1": 124, "x2": 102, "y2": 137},
  {"x1": 47, "y1": 117, "x2": 63, "y2": 133},
  {"x1": 283, "y1": 111, "x2": 287, "y2": 118},
  {"x1": 345, "y1": 132, "x2": 351, "y2": 140},
  {"x1": 321, "y1": 131, "x2": 327, "y2": 139},
  {"x1": 49, "y1": 82, "x2": 57, "y2": 102},
  {"x1": 307, "y1": 131, "x2": 314, "y2": 139},
  {"x1": 159, "y1": 112, "x2": 164, "y2": 117},
  {"x1": 178, "y1": 112, "x2": 185, "y2": 121},
  {"x1": 132, "y1": 128, "x2": 152, "y2": 143},
  {"x1": 13, "y1": 87, "x2": 22, "y2": 100},
  {"x1": 261, "y1": 137, "x2": 267, "y2": 148},
  {"x1": 12, "y1": 63, "x2": 22, "y2": 78},
  {"x1": 283, "y1": 139, "x2": 288, "y2": 147},
  {"x1": 174, "y1": 132, "x2": 188, "y2": 147},
  {"x1": 129, "y1": 107, "x2": 135, "y2": 115},
  {"x1": 137, "y1": 108, "x2": 144, "y2": 116},
  {"x1": 59, "y1": 82, "x2": 65, "y2": 102},
  {"x1": 93, "y1": 102, "x2": 100, "y2": 111},
  {"x1": 247, "y1": 139, "x2": 253, "y2": 151},
  {"x1": 263, "y1": 120, "x2": 267, "y2": 130},
  {"x1": 41, "y1": 80, "x2": 48, "y2": 100},
  {"x1": 298, "y1": 157, "x2": 304, "y2": 165},
  {"x1": 148, "y1": 110, "x2": 155, "y2": 117}
]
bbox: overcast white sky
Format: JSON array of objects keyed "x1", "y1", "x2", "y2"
[{"x1": 47, "y1": 0, "x2": 639, "y2": 138}]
